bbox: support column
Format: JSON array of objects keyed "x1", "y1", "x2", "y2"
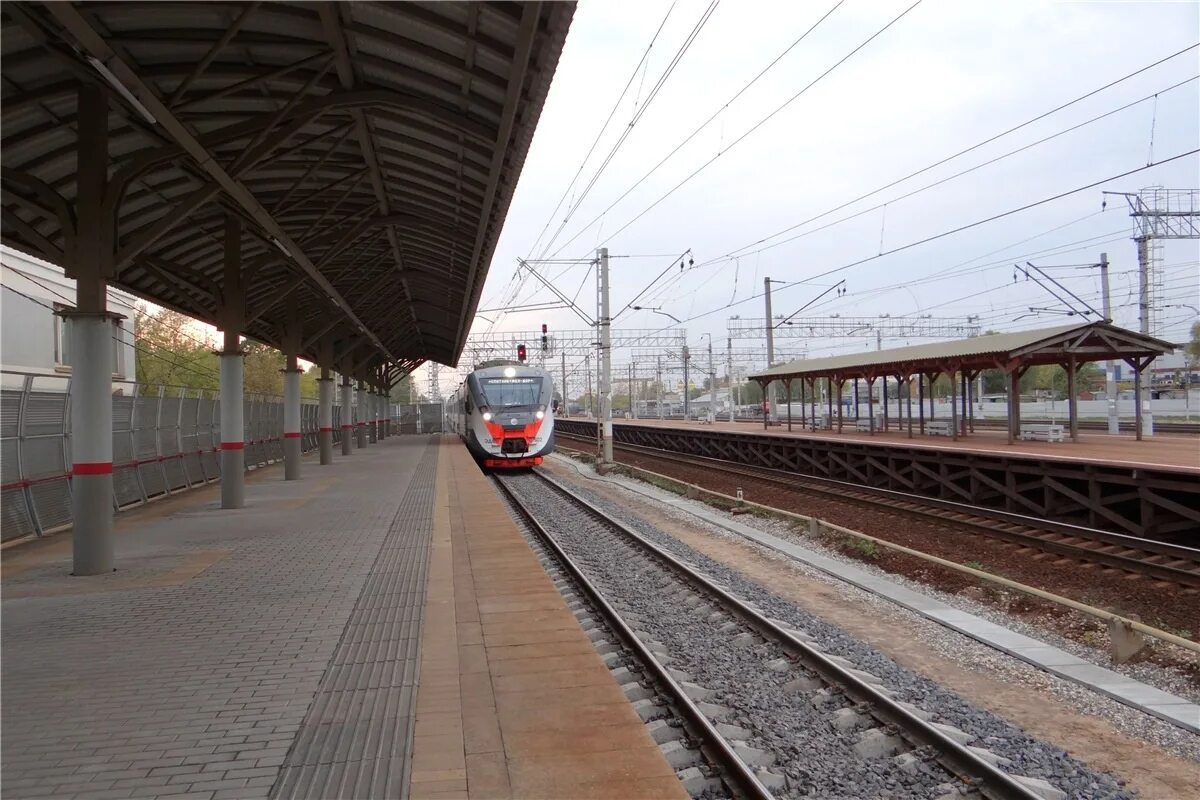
[
  {"x1": 341, "y1": 377, "x2": 354, "y2": 455},
  {"x1": 949, "y1": 368, "x2": 959, "y2": 442},
  {"x1": 318, "y1": 368, "x2": 334, "y2": 464},
  {"x1": 800, "y1": 379, "x2": 807, "y2": 429},
  {"x1": 66, "y1": 310, "x2": 121, "y2": 574},
  {"x1": 65, "y1": 83, "x2": 118, "y2": 575},
  {"x1": 905, "y1": 376, "x2": 914, "y2": 438},
  {"x1": 918, "y1": 374, "x2": 925, "y2": 435},
  {"x1": 1067, "y1": 357, "x2": 1079, "y2": 443},
  {"x1": 1131, "y1": 359, "x2": 1144, "y2": 442},
  {"x1": 356, "y1": 383, "x2": 368, "y2": 448},
  {"x1": 219, "y1": 350, "x2": 245, "y2": 508},
  {"x1": 785, "y1": 380, "x2": 793, "y2": 431},
  {"x1": 866, "y1": 376, "x2": 875, "y2": 433},
  {"x1": 1008, "y1": 369, "x2": 1021, "y2": 445},
  {"x1": 836, "y1": 379, "x2": 844, "y2": 433},
  {"x1": 367, "y1": 389, "x2": 378, "y2": 443},
  {"x1": 282, "y1": 360, "x2": 301, "y2": 480},
  {"x1": 881, "y1": 375, "x2": 888, "y2": 433},
  {"x1": 218, "y1": 214, "x2": 245, "y2": 508}
]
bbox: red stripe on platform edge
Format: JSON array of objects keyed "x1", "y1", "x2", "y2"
[
  {"x1": 71, "y1": 462, "x2": 113, "y2": 475},
  {"x1": 341, "y1": 425, "x2": 353, "y2": 429},
  {"x1": 284, "y1": 432, "x2": 302, "y2": 438},
  {"x1": 319, "y1": 427, "x2": 334, "y2": 432},
  {"x1": 220, "y1": 442, "x2": 246, "y2": 450}
]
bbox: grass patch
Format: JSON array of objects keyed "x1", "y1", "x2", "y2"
[
  {"x1": 844, "y1": 537, "x2": 878, "y2": 559},
  {"x1": 962, "y1": 560, "x2": 988, "y2": 572}
]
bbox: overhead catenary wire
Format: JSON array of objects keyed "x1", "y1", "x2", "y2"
[
  {"x1": 628, "y1": 148, "x2": 1200, "y2": 333},
  {"x1": 554, "y1": 0, "x2": 924, "y2": 259},
  {"x1": 543, "y1": 0, "x2": 846, "y2": 259},
  {"x1": 697, "y1": 75, "x2": 1198, "y2": 267},
  {"x1": 536, "y1": 0, "x2": 721, "y2": 262},
  {"x1": 700, "y1": 41, "x2": 1200, "y2": 266}
]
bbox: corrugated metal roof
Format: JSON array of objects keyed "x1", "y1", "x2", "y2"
[
  {"x1": 751, "y1": 322, "x2": 1175, "y2": 380},
  {"x1": 0, "y1": 1, "x2": 575, "y2": 384}
]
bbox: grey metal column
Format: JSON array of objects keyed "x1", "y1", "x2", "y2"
[
  {"x1": 318, "y1": 369, "x2": 334, "y2": 464},
  {"x1": 64, "y1": 82, "x2": 117, "y2": 575},
  {"x1": 219, "y1": 214, "x2": 245, "y2": 507},
  {"x1": 65, "y1": 311, "x2": 120, "y2": 574},
  {"x1": 340, "y1": 376, "x2": 354, "y2": 455},
  {"x1": 282, "y1": 360, "x2": 301, "y2": 480},
  {"x1": 219, "y1": 350, "x2": 245, "y2": 507},
  {"x1": 369, "y1": 389, "x2": 379, "y2": 443},
  {"x1": 356, "y1": 383, "x2": 368, "y2": 448}
]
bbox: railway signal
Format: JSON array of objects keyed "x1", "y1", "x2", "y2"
[
  {"x1": 541, "y1": 323, "x2": 549, "y2": 351},
  {"x1": 517, "y1": 343, "x2": 527, "y2": 362}
]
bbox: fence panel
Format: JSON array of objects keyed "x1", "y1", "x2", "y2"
[{"x1": 0, "y1": 370, "x2": 326, "y2": 541}]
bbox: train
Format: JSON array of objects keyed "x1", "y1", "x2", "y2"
[{"x1": 448, "y1": 359, "x2": 556, "y2": 468}]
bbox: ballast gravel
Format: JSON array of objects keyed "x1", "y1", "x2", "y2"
[
  {"x1": 557, "y1": 456, "x2": 1200, "y2": 764},
  {"x1": 503, "y1": 471, "x2": 1136, "y2": 800}
]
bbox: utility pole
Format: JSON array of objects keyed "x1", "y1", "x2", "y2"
[
  {"x1": 1100, "y1": 252, "x2": 1117, "y2": 434},
  {"x1": 585, "y1": 353, "x2": 592, "y2": 417},
  {"x1": 764, "y1": 276, "x2": 777, "y2": 422},
  {"x1": 727, "y1": 337, "x2": 735, "y2": 421},
  {"x1": 656, "y1": 355, "x2": 663, "y2": 419},
  {"x1": 705, "y1": 334, "x2": 716, "y2": 424},
  {"x1": 597, "y1": 247, "x2": 613, "y2": 464},
  {"x1": 561, "y1": 350, "x2": 568, "y2": 418},
  {"x1": 682, "y1": 345, "x2": 690, "y2": 420}
]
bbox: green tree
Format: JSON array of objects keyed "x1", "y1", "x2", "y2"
[
  {"x1": 135, "y1": 306, "x2": 218, "y2": 392},
  {"x1": 1186, "y1": 321, "x2": 1200, "y2": 368},
  {"x1": 242, "y1": 342, "x2": 284, "y2": 395}
]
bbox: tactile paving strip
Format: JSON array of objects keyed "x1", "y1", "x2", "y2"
[{"x1": 271, "y1": 444, "x2": 439, "y2": 800}]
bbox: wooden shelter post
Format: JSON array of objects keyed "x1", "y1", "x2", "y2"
[
  {"x1": 785, "y1": 379, "x2": 793, "y2": 431},
  {"x1": 904, "y1": 375, "x2": 913, "y2": 438},
  {"x1": 949, "y1": 367, "x2": 959, "y2": 442},
  {"x1": 1066, "y1": 356, "x2": 1079, "y2": 443},
  {"x1": 866, "y1": 376, "x2": 875, "y2": 433},
  {"x1": 917, "y1": 373, "x2": 925, "y2": 435}
]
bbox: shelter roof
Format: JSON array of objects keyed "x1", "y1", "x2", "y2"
[
  {"x1": 1, "y1": 1, "x2": 574, "y2": 381},
  {"x1": 750, "y1": 322, "x2": 1176, "y2": 382}
]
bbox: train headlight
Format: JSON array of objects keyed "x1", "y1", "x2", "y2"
[
  {"x1": 503, "y1": 367, "x2": 516, "y2": 378},
  {"x1": 535, "y1": 410, "x2": 544, "y2": 420},
  {"x1": 482, "y1": 411, "x2": 493, "y2": 422}
]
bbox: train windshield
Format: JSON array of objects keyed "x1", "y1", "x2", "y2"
[{"x1": 480, "y1": 377, "x2": 543, "y2": 409}]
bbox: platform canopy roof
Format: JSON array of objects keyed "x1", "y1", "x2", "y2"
[
  {"x1": 749, "y1": 322, "x2": 1176, "y2": 383},
  {"x1": 1, "y1": 1, "x2": 574, "y2": 383}
]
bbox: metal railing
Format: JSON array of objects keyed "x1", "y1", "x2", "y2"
[{"x1": 0, "y1": 370, "x2": 434, "y2": 541}]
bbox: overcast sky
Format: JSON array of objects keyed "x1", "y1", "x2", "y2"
[{"x1": 439, "y1": 0, "x2": 1199, "y2": 386}]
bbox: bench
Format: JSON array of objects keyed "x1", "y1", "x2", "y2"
[
  {"x1": 855, "y1": 416, "x2": 885, "y2": 432},
  {"x1": 1020, "y1": 423, "x2": 1064, "y2": 442},
  {"x1": 926, "y1": 419, "x2": 954, "y2": 437},
  {"x1": 811, "y1": 416, "x2": 832, "y2": 431}
]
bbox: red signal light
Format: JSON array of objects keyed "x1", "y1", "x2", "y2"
[
  {"x1": 541, "y1": 323, "x2": 548, "y2": 334},
  {"x1": 517, "y1": 344, "x2": 527, "y2": 362}
]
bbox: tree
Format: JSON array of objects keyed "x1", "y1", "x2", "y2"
[
  {"x1": 1186, "y1": 321, "x2": 1200, "y2": 368},
  {"x1": 135, "y1": 306, "x2": 218, "y2": 393},
  {"x1": 242, "y1": 342, "x2": 284, "y2": 395}
]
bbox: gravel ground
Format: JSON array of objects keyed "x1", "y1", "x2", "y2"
[
  {"x1": 570, "y1": 439, "x2": 1200, "y2": 644},
  {"x1": 502, "y1": 472, "x2": 957, "y2": 799},
  {"x1": 548, "y1": 455, "x2": 1200, "y2": 764},
  {"x1": 505, "y1": 470, "x2": 1137, "y2": 800}
]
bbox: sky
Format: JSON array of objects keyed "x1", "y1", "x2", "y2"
[{"x1": 432, "y1": 0, "x2": 1200, "y2": 393}]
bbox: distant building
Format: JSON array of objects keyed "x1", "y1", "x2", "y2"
[{"x1": 1, "y1": 246, "x2": 138, "y2": 381}]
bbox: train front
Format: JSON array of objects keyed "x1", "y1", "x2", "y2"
[{"x1": 465, "y1": 365, "x2": 555, "y2": 468}]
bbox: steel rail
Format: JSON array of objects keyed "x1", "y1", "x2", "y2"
[
  {"x1": 519, "y1": 469, "x2": 1044, "y2": 800},
  {"x1": 556, "y1": 432, "x2": 1200, "y2": 588},
  {"x1": 491, "y1": 475, "x2": 775, "y2": 800}
]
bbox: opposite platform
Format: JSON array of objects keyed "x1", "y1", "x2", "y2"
[{"x1": 1, "y1": 435, "x2": 682, "y2": 800}]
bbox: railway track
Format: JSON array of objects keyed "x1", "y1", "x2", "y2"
[
  {"x1": 494, "y1": 470, "x2": 1060, "y2": 800},
  {"x1": 640, "y1": 416, "x2": 1200, "y2": 435},
  {"x1": 556, "y1": 432, "x2": 1200, "y2": 590}
]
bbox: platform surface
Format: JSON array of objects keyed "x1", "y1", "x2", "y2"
[
  {"x1": 1, "y1": 435, "x2": 680, "y2": 800},
  {"x1": 584, "y1": 417, "x2": 1200, "y2": 472}
]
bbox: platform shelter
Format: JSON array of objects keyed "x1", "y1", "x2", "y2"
[{"x1": 749, "y1": 322, "x2": 1175, "y2": 444}]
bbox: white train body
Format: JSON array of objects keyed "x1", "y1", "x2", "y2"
[{"x1": 448, "y1": 361, "x2": 555, "y2": 468}]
